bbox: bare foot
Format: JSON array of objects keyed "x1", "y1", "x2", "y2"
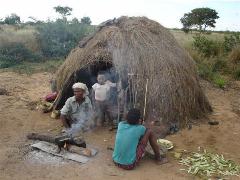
[{"x1": 156, "y1": 157, "x2": 169, "y2": 165}]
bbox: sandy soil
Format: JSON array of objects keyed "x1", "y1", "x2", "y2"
[{"x1": 0, "y1": 71, "x2": 239, "y2": 180}]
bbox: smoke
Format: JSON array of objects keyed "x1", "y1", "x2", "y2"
[
  {"x1": 66, "y1": 65, "x2": 122, "y2": 135},
  {"x1": 66, "y1": 102, "x2": 95, "y2": 138}
]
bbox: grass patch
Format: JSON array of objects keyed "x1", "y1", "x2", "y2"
[
  {"x1": 188, "y1": 48, "x2": 229, "y2": 88},
  {"x1": 233, "y1": 66, "x2": 240, "y2": 80},
  {"x1": 0, "y1": 25, "x2": 39, "y2": 52},
  {"x1": 229, "y1": 46, "x2": 240, "y2": 64},
  {"x1": 212, "y1": 73, "x2": 226, "y2": 89},
  {"x1": 10, "y1": 63, "x2": 35, "y2": 75},
  {"x1": 5, "y1": 58, "x2": 64, "y2": 75}
]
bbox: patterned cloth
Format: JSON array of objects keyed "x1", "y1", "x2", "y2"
[{"x1": 114, "y1": 141, "x2": 146, "y2": 170}]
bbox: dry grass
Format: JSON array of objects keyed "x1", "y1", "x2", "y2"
[
  {"x1": 229, "y1": 46, "x2": 240, "y2": 64},
  {"x1": 170, "y1": 29, "x2": 225, "y2": 49},
  {"x1": 55, "y1": 16, "x2": 212, "y2": 128},
  {"x1": 2, "y1": 59, "x2": 64, "y2": 75},
  {"x1": 0, "y1": 25, "x2": 39, "y2": 52}
]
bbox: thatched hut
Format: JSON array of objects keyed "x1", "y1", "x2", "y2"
[{"x1": 54, "y1": 16, "x2": 212, "y2": 128}]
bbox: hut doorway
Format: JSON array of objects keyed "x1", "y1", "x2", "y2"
[
  {"x1": 74, "y1": 61, "x2": 119, "y2": 105},
  {"x1": 74, "y1": 61, "x2": 120, "y2": 123},
  {"x1": 55, "y1": 61, "x2": 117, "y2": 110},
  {"x1": 74, "y1": 61, "x2": 116, "y2": 89}
]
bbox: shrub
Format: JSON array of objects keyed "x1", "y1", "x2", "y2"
[
  {"x1": 36, "y1": 21, "x2": 95, "y2": 58},
  {"x1": 0, "y1": 57, "x2": 17, "y2": 68},
  {"x1": 0, "y1": 43, "x2": 42, "y2": 68},
  {"x1": 212, "y1": 57, "x2": 228, "y2": 73},
  {"x1": 233, "y1": 66, "x2": 240, "y2": 80},
  {"x1": 193, "y1": 35, "x2": 221, "y2": 57},
  {"x1": 223, "y1": 33, "x2": 240, "y2": 52},
  {"x1": 4, "y1": 14, "x2": 21, "y2": 25},
  {"x1": 213, "y1": 73, "x2": 226, "y2": 88},
  {"x1": 197, "y1": 63, "x2": 214, "y2": 80},
  {"x1": 228, "y1": 46, "x2": 240, "y2": 64}
]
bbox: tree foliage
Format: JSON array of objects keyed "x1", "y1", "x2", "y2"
[
  {"x1": 36, "y1": 20, "x2": 95, "y2": 57},
  {"x1": 180, "y1": 8, "x2": 219, "y2": 33},
  {"x1": 4, "y1": 13, "x2": 21, "y2": 25},
  {"x1": 81, "y1": 17, "x2": 92, "y2": 25},
  {"x1": 71, "y1": 17, "x2": 80, "y2": 24},
  {"x1": 54, "y1": 6, "x2": 73, "y2": 18}
]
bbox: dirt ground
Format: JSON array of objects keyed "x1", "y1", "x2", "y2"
[{"x1": 0, "y1": 71, "x2": 240, "y2": 180}]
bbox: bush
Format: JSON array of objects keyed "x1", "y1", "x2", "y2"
[
  {"x1": 213, "y1": 74, "x2": 226, "y2": 88},
  {"x1": 233, "y1": 68, "x2": 240, "y2": 80},
  {"x1": 4, "y1": 14, "x2": 21, "y2": 25},
  {"x1": 223, "y1": 33, "x2": 240, "y2": 52},
  {"x1": 36, "y1": 21, "x2": 95, "y2": 58},
  {"x1": 228, "y1": 46, "x2": 240, "y2": 64},
  {"x1": 0, "y1": 43, "x2": 42, "y2": 68},
  {"x1": 197, "y1": 63, "x2": 214, "y2": 80},
  {"x1": 193, "y1": 35, "x2": 221, "y2": 57},
  {"x1": 0, "y1": 58, "x2": 17, "y2": 68},
  {"x1": 212, "y1": 57, "x2": 228, "y2": 73}
]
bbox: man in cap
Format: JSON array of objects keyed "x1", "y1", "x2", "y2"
[{"x1": 60, "y1": 82, "x2": 93, "y2": 133}]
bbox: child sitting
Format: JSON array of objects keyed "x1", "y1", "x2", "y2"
[
  {"x1": 112, "y1": 108, "x2": 168, "y2": 170},
  {"x1": 92, "y1": 73, "x2": 116, "y2": 127}
]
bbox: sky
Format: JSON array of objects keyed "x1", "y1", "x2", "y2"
[{"x1": 0, "y1": 0, "x2": 240, "y2": 31}]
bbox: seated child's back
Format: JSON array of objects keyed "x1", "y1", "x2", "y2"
[{"x1": 113, "y1": 121, "x2": 146, "y2": 165}]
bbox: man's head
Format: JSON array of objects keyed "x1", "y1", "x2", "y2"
[
  {"x1": 97, "y1": 73, "x2": 106, "y2": 85},
  {"x1": 72, "y1": 82, "x2": 89, "y2": 101},
  {"x1": 126, "y1": 108, "x2": 141, "y2": 125}
]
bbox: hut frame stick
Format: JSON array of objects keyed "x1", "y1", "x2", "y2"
[{"x1": 143, "y1": 78, "x2": 149, "y2": 122}]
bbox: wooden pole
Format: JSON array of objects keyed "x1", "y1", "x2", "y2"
[{"x1": 143, "y1": 78, "x2": 149, "y2": 123}]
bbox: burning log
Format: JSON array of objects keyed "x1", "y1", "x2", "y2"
[{"x1": 27, "y1": 133, "x2": 86, "y2": 151}]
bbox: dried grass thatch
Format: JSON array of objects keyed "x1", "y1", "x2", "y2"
[{"x1": 54, "y1": 16, "x2": 212, "y2": 128}]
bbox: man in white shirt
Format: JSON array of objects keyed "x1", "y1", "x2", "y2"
[
  {"x1": 60, "y1": 82, "x2": 93, "y2": 134},
  {"x1": 92, "y1": 73, "x2": 116, "y2": 127}
]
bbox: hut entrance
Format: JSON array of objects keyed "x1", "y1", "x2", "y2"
[
  {"x1": 55, "y1": 61, "x2": 116, "y2": 110},
  {"x1": 74, "y1": 61, "x2": 118, "y2": 105},
  {"x1": 73, "y1": 61, "x2": 120, "y2": 123},
  {"x1": 74, "y1": 61, "x2": 115, "y2": 89}
]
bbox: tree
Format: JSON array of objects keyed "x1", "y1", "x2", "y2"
[
  {"x1": 0, "y1": 18, "x2": 4, "y2": 24},
  {"x1": 71, "y1": 17, "x2": 80, "y2": 24},
  {"x1": 180, "y1": 8, "x2": 219, "y2": 33},
  {"x1": 54, "y1": 6, "x2": 72, "y2": 18},
  {"x1": 37, "y1": 20, "x2": 95, "y2": 57},
  {"x1": 26, "y1": 16, "x2": 43, "y2": 25},
  {"x1": 4, "y1": 14, "x2": 21, "y2": 25},
  {"x1": 81, "y1": 17, "x2": 91, "y2": 25}
]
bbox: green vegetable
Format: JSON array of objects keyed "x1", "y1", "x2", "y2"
[{"x1": 179, "y1": 149, "x2": 240, "y2": 178}]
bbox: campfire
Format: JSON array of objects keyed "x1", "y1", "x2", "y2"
[{"x1": 27, "y1": 132, "x2": 97, "y2": 163}]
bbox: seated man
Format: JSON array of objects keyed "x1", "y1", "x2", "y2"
[
  {"x1": 60, "y1": 82, "x2": 93, "y2": 135},
  {"x1": 112, "y1": 108, "x2": 168, "y2": 170}
]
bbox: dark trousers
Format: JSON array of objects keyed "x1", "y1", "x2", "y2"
[{"x1": 94, "y1": 100, "x2": 113, "y2": 126}]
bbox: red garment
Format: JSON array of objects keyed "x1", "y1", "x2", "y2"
[{"x1": 45, "y1": 92, "x2": 58, "y2": 102}]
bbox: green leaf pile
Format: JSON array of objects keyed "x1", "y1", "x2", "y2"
[{"x1": 179, "y1": 150, "x2": 240, "y2": 178}]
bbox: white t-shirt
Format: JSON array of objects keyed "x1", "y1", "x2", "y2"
[{"x1": 92, "y1": 81, "x2": 116, "y2": 101}]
